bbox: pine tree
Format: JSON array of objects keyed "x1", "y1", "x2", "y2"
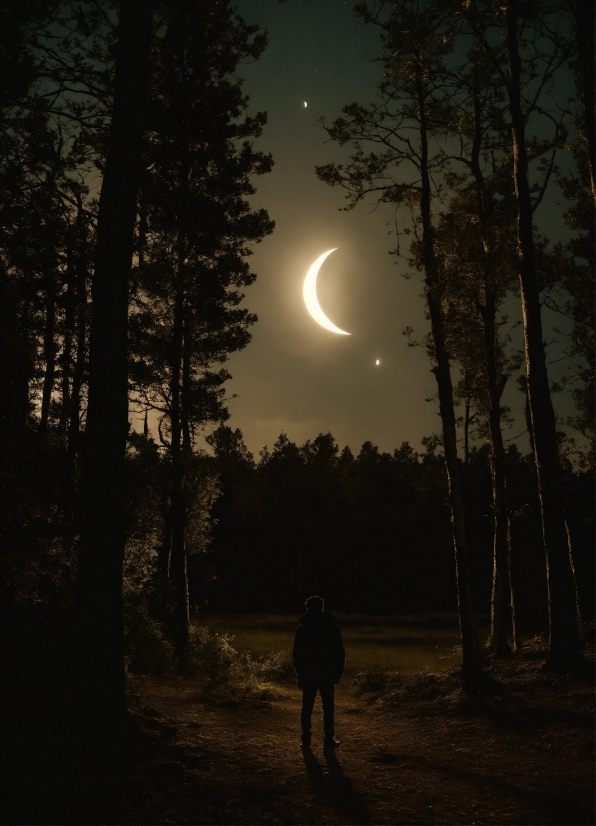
[
  {"x1": 129, "y1": 0, "x2": 274, "y2": 661},
  {"x1": 316, "y1": 0, "x2": 482, "y2": 682},
  {"x1": 434, "y1": 183, "x2": 520, "y2": 653},
  {"x1": 75, "y1": 0, "x2": 155, "y2": 747},
  {"x1": 462, "y1": 0, "x2": 582, "y2": 669}
]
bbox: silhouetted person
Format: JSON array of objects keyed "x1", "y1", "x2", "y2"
[{"x1": 293, "y1": 595, "x2": 345, "y2": 749}]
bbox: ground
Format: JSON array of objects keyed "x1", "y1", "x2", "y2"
[{"x1": 110, "y1": 651, "x2": 593, "y2": 826}]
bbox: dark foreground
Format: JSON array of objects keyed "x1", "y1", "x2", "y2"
[{"x1": 2, "y1": 641, "x2": 594, "y2": 825}]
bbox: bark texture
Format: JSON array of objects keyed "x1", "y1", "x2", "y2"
[
  {"x1": 75, "y1": 0, "x2": 154, "y2": 742},
  {"x1": 505, "y1": 0, "x2": 580, "y2": 667},
  {"x1": 468, "y1": 63, "x2": 515, "y2": 654},
  {"x1": 416, "y1": 63, "x2": 481, "y2": 680},
  {"x1": 484, "y1": 310, "x2": 514, "y2": 655},
  {"x1": 168, "y1": 288, "x2": 191, "y2": 661}
]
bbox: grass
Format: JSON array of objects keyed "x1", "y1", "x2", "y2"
[{"x1": 194, "y1": 613, "x2": 490, "y2": 677}]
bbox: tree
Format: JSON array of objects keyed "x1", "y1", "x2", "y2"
[
  {"x1": 316, "y1": 0, "x2": 482, "y2": 682},
  {"x1": 258, "y1": 433, "x2": 311, "y2": 609},
  {"x1": 462, "y1": 0, "x2": 582, "y2": 668},
  {"x1": 205, "y1": 425, "x2": 261, "y2": 611},
  {"x1": 129, "y1": 0, "x2": 274, "y2": 661},
  {"x1": 434, "y1": 182, "x2": 520, "y2": 654},
  {"x1": 0, "y1": 0, "x2": 94, "y2": 662},
  {"x1": 75, "y1": 0, "x2": 155, "y2": 745},
  {"x1": 0, "y1": 0, "x2": 118, "y2": 512},
  {"x1": 427, "y1": 34, "x2": 523, "y2": 654}
]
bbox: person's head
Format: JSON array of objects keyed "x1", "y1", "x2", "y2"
[{"x1": 305, "y1": 595, "x2": 324, "y2": 613}]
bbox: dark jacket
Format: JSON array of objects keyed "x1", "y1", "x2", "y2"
[{"x1": 293, "y1": 610, "x2": 345, "y2": 686}]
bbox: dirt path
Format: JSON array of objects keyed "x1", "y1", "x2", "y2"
[{"x1": 117, "y1": 665, "x2": 594, "y2": 825}]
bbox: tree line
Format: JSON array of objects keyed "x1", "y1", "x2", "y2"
[
  {"x1": 200, "y1": 426, "x2": 593, "y2": 629},
  {"x1": 0, "y1": 0, "x2": 593, "y2": 759}
]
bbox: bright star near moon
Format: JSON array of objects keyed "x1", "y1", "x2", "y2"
[
  {"x1": 303, "y1": 249, "x2": 350, "y2": 336},
  {"x1": 304, "y1": 101, "x2": 307, "y2": 107},
  {"x1": 376, "y1": 359, "x2": 380, "y2": 365}
]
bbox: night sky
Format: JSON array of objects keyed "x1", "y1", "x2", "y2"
[{"x1": 196, "y1": 0, "x2": 576, "y2": 457}]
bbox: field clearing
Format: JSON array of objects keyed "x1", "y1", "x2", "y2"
[{"x1": 195, "y1": 613, "x2": 490, "y2": 676}]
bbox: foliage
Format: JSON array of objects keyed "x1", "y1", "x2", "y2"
[
  {"x1": 129, "y1": 0, "x2": 274, "y2": 438},
  {"x1": 185, "y1": 623, "x2": 293, "y2": 703},
  {"x1": 202, "y1": 427, "x2": 594, "y2": 624},
  {"x1": 0, "y1": 0, "x2": 273, "y2": 697}
]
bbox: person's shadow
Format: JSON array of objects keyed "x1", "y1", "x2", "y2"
[{"x1": 301, "y1": 747, "x2": 371, "y2": 825}]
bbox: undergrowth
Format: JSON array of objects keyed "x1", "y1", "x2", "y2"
[
  {"x1": 350, "y1": 633, "x2": 595, "y2": 721},
  {"x1": 123, "y1": 595, "x2": 297, "y2": 705},
  {"x1": 125, "y1": 610, "x2": 296, "y2": 705},
  {"x1": 186, "y1": 624, "x2": 295, "y2": 704}
]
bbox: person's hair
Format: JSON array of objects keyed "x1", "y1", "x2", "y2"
[{"x1": 305, "y1": 595, "x2": 324, "y2": 612}]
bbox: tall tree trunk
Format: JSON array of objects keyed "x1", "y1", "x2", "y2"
[
  {"x1": 564, "y1": 519, "x2": 583, "y2": 626},
  {"x1": 158, "y1": 496, "x2": 173, "y2": 581},
  {"x1": 462, "y1": 390, "x2": 473, "y2": 507},
  {"x1": 468, "y1": 58, "x2": 516, "y2": 654},
  {"x1": 39, "y1": 271, "x2": 57, "y2": 432},
  {"x1": 182, "y1": 321, "x2": 192, "y2": 451},
  {"x1": 524, "y1": 379, "x2": 583, "y2": 619},
  {"x1": 505, "y1": 0, "x2": 580, "y2": 668},
  {"x1": 75, "y1": 0, "x2": 154, "y2": 744},
  {"x1": 482, "y1": 293, "x2": 514, "y2": 654},
  {"x1": 353, "y1": 545, "x2": 360, "y2": 614},
  {"x1": 165, "y1": 14, "x2": 192, "y2": 662},
  {"x1": 416, "y1": 64, "x2": 481, "y2": 682},
  {"x1": 426, "y1": 287, "x2": 481, "y2": 680},
  {"x1": 169, "y1": 289, "x2": 190, "y2": 662}
]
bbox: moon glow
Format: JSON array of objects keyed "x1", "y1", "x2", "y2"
[{"x1": 303, "y1": 249, "x2": 350, "y2": 336}]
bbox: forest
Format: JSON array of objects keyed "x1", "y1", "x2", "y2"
[
  {"x1": 0, "y1": 0, "x2": 593, "y2": 823},
  {"x1": 200, "y1": 426, "x2": 593, "y2": 624}
]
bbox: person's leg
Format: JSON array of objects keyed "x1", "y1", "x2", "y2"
[
  {"x1": 320, "y1": 683, "x2": 335, "y2": 742},
  {"x1": 300, "y1": 685, "x2": 317, "y2": 745}
]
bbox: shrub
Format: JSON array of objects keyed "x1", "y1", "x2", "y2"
[
  {"x1": 186, "y1": 625, "x2": 239, "y2": 681},
  {"x1": 185, "y1": 624, "x2": 292, "y2": 704}
]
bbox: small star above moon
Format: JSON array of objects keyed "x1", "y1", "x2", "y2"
[
  {"x1": 304, "y1": 101, "x2": 307, "y2": 107},
  {"x1": 375, "y1": 359, "x2": 380, "y2": 366}
]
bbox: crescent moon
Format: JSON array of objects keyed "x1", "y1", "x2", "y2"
[{"x1": 303, "y1": 249, "x2": 350, "y2": 335}]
